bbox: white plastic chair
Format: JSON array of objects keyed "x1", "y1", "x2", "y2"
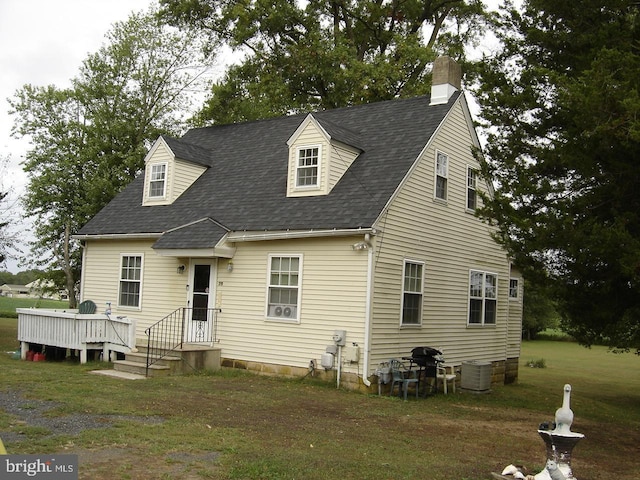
[{"x1": 436, "y1": 364, "x2": 457, "y2": 394}]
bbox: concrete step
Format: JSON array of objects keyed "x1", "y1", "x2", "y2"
[
  {"x1": 124, "y1": 351, "x2": 182, "y2": 367},
  {"x1": 89, "y1": 369, "x2": 146, "y2": 380},
  {"x1": 113, "y1": 359, "x2": 170, "y2": 377}
]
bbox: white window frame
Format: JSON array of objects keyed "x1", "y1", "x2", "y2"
[
  {"x1": 509, "y1": 278, "x2": 520, "y2": 300},
  {"x1": 468, "y1": 270, "x2": 497, "y2": 325},
  {"x1": 401, "y1": 259, "x2": 424, "y2": 326},
  {"x1": 149, "y1": 163, "x2": 167, "y2": 198},
  {"x1": 435, "y1": 150, "x2": 448, "y2": 201},
  {"x1": 266, "y1": 254, "x2": 303, "y2": 323},
  {"x1": 118, "y1": 254, "x2": 143, "y2": 309},
  {"x1": 467, "y1": 166, "x2": 478, "y2": 211},
  {"x1": 295, "y1": 145, "x2": 321, "y2": 189}
]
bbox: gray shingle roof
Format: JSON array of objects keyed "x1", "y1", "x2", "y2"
[
  {"x1": 77, "y1": 93, "x2": 460, "y2": 245},
  {"x1": 152, "y1": 218, "x2": 229, "y2": 249},
  {"x1": 161, "y1": 136, "x2": 213, "y2": 167},
  {"x1": 314, "y1": 117, "x2": 364, "y2": 151}
]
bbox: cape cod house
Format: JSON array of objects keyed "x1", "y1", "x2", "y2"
[{"x1": 70, "y1": 57, "x2": 523, "y2": 390}]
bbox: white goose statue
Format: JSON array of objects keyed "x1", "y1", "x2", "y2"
[{"x1": 554, "y1": 384, "x2": 574, "y2": 434}]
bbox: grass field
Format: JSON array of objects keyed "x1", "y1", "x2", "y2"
[
  {"x1": 1, "y1": 316, "x2": 639, "y2": 480},
  {"x1": 0, "y1": 296, "x2": 68, "y2": 318}
]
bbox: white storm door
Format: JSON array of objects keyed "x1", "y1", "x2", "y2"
[{"x1": 186, "y1": 260, "x2": 216, "y2": 343}]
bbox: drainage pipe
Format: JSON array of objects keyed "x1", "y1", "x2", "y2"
[{"x1": 361, "y1": 236, "x2": 374, "y2": 387}]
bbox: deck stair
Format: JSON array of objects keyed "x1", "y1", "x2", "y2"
[
  {"x1": 113, "y1": 347, "x2": 182, "y2": 377},
  {"x1": 113, "y1": 344, "x2": 221, "y2": 377}
]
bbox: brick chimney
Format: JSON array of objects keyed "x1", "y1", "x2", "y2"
[{"x1": 430, "y1": 56, "x2": 462, "y2": 105}]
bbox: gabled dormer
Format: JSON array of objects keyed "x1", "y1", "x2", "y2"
[
  {"x1": 286, "y1": 114, "x2": 362, "y2": 197},
  {"x1": 142, "y1": 136, "x2": 210, "y2": 206}
]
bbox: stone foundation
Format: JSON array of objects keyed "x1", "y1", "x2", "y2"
[
  {"x1": 221, "y1": 357, "x2": 370, "y2": 392},
  {"x1": 504, "y1": 357, "x2": 519, "y2": 384},
  {"x1": 488, "y1": 358, "x2": 520, "y2": 386},
  {"x1": 221, "y1": 356, "x2": 520, "y2": 393}
]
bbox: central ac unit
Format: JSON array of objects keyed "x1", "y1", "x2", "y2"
[{"x1": 461, "y1": 360, "x2": 492, "y2": 393}]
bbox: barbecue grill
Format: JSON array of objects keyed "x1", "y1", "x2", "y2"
[{"x1": 404, "y1": 346, "x2": 443, "y2": 395}]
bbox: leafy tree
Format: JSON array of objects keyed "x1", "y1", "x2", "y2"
[
  {"x1": 522, "y1": 282, "x2": 558, "y2": 340},
  {"x1": 160, "y1": 0, "x2": 488, "y2": 124},
  {"x1": 9, "y1": 7, "x2": 213, "y2": 307},
  {"x1": 10, "y1": 85, "x2": 87, "y2": 305},
  {"x1": 471, "y1": 1, "x2": 640, "y2": 351}
]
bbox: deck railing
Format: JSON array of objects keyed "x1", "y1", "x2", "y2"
[
  {"x1": 145, "y1": 307, "x2": 220, "y2": 376},
  {"x1": 16, "y1": 308, "x2": 137, "y2": 363}
]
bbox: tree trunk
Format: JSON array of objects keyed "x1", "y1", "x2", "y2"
[{"x1": 63, "y1": 222, "x2": 77, "y2": 308}]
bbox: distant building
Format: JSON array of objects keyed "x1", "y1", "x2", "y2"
[
  {"x1": 0, "y1": 284, "x2": 30, "y2": 297},
  {"x1": 25, "y1": 280, "x2": 68, "y2": 301}
]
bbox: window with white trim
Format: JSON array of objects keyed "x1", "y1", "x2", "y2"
[
  {"x1": 267, "y1": 255, "x2": 302, "y2": 321},
  {"x1": 119, "y1": 255, "x2": 143, "y2": 308},
  {"x1": 467, "y1": 166, "x2": 478, "y2": 210},
  {"x1": 401, "y1": 260, "x2": 424, "y2": 325},
  {"x1": 296, "y1": 147, "x2": 319, "y2": 187},
  {"x1": 149, "y1": 163, "x2": 167, "y2": 198},
  {"x1": 509, "y1": 278, "x2": 519, "y2": 300},
  {"x1": 435, "y1": 151, "x2": 448, "y2": 200},
  {"x1": 468, "y1": 270, "x2": 497, "y2": 325}
]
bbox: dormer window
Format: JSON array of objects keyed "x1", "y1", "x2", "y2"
[
  {"x1": 286, "y1": 114, "x2": 360, "y2": 197},
  {"x1": 296, "y1": 146, "x2": 320, "y2": 188},
  {"x1": 149, "y1": 163, "x2": 167, "y2": 198}
]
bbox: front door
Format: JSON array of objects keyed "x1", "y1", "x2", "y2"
[{"x1": 186, "y1": 260, "x2": 216, "y2": 343}]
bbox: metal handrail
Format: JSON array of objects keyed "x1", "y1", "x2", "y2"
[{"x1": 144, "y1": 307, "x2": 220, "y2": 376}]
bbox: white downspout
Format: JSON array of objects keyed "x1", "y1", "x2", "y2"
[{"x1": 361, "y1": 235, "x2": 374, "y2": 387}]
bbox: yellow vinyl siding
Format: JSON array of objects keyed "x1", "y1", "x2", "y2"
[
  {"x1": 82, "y1": 235, "x2": 369, "y2": 373},
  {"x1": 81, "y1": 239, "x2": 188, "y2": 338},
  {"x1": 327, "y1": 142, "x2": 359, "y2": 191},
  {"x1": 214, "y1": 237, "x2": 368, "y2": 372},
  {"x1": 171, "y1": 159, "x2": 207, "y2": 202},
  {"x1": 369, "y1": 99, "x2": 512, "y2": 369}
]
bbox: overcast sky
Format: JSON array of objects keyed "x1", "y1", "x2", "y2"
[
  {"x1": 0, "y1": 0, "x2": 503, "y2": 274},
  {"x1": 0, "y1": 0, "x2": 153, "y2": 272}
]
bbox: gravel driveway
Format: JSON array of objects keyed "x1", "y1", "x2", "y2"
[{"x1": 0, "y1": 390, "x2": 163, "y2": 444}]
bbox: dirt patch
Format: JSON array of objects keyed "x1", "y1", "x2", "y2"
[
  {"x1": 0, "y1": 390, "x2": 220, "y2": 479},
  {"x1": 65, "y1": 447, "x2": 220, "y2": 480}
]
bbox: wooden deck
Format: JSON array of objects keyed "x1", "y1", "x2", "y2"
[{"x1": 16, "y1": 308, "x2": 137, "y2": 364}]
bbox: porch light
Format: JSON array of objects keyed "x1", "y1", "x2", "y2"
[
  {"x1": 177, "y1": 264, "x2": 186, "y2": 274},
  {"x1": 227, "y1": 261, "x2": 234, "y2": 272}
]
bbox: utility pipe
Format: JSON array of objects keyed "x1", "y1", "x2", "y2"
[
  {"x1": 361, "y1": 234, "x2": 374, "y2": 387},
  {"x1": 337, "y1": 345, "x2": 342, "y2": 388}
]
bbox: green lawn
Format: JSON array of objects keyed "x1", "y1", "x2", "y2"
[
  {"x1": 0, "y1": 296, "x2": 69, "y2": 318},
  {"x1": 1, "y1": 316, "x2": 638, "y2": 480}
]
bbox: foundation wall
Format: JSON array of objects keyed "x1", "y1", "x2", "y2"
[{"x1": 222, "y1": 356, "x2": 520, "y2": 393}]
